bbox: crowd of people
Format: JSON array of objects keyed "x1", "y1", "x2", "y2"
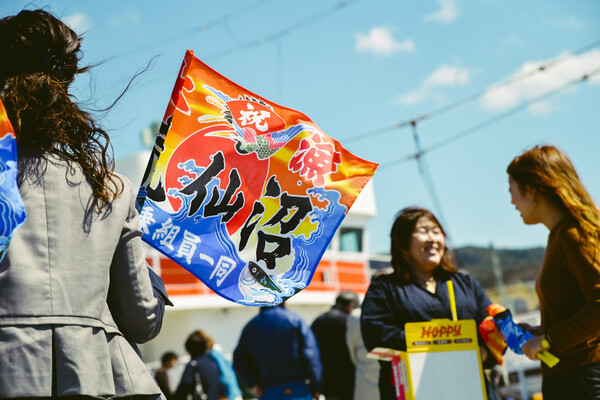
[
  {"x1": 2, "y1": 7, "x2": 600, "y2": 400},
  {"x1": 155, "y1": 292, "x2": 375, "y2": 400}
]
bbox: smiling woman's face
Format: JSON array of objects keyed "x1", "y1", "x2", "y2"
[{"x1": 408, "y1": 216, "x2": 445, "y2": 273}]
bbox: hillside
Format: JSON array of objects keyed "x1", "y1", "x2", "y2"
[
  {"x1": 369, "y1": 245, "x2": 545, "y2": 312},
  {"x1": 454, "y1": 246, "x2": 545, "y2": 289},
  {"x1": 370, "y1": 245, "x2": 545, "y2": 289}
]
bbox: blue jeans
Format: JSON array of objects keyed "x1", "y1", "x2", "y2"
[
  {"x1": 543, "y1": 362, "x2": 600, "y2": 400},
  {"x1": 260, "y1": 382, "x2": 313, "y2": 400}
]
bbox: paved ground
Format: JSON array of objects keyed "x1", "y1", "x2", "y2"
[{"x1": 496, "y1": 373, "x2": 542, "y2": 400}]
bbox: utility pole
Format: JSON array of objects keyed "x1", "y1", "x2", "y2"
[
  {"x1": 490, "y1": 242, "x2": 511, "y2": 310},
  {"x1": 410, "y1": 121, "x2": 450, "y2": 241}
]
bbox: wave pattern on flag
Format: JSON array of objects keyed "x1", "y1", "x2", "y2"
[
  {"x1": 137, "y1": 50, "x2": 378, "y2": 306},
  {"x1": 0, "y1": 99, "x2": 26, "y2": 262}
]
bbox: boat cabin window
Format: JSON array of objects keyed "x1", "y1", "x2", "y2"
[{"x1": 339, "y1": 227, "x2": 363, "y2": 253}]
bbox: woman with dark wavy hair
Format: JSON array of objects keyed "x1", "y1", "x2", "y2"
[
  {"x1": 508, "y1": 145, "x2": 600, "y2": 399},
  {"x1": 360, "y1": 206, "x2": 498, "y2": 400},
  {"x1": 0, "y1": 9, "x2": 166, "y2": 399}
]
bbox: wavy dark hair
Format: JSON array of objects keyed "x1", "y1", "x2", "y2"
[
  {"x1": 0, "y1": 9, "x2": 122, "y2": 210},
  {"x1": 390, "y1": 206, "x2": 457, "y2": 280},
  {"x1": 507, "y1": 145, "x2": 600, "y2": 247}
]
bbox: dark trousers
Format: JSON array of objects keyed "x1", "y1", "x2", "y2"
[
  {"x1": 260, "y1": 382, "x2": 313, "y2": 400},
  {"x1": 543, "y1": 362, "x2": 600, "y2": 400}
]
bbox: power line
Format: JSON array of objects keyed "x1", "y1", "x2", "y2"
[
  {"x1": 371, "y1": 49, "x2": 600, "y2": 231},
  {"x1": 375, "y1": 67, "x2": 599, "y2": 229},
  {"x1": 99, "y1": 0, "x2": 275, "y2": 64},
  {"x1": 344, "y1": 38, "x2": 600, "y2": 144},
  {"x1": 104, "y1": 0, "x2": 362, "y2": 94},
  {"x1": 379, "y1": 66, "x2": 600, "y2": 171},
  {"x1": 206, "y1": 0, "x2": 360, "y2": 60},
  {"x1": 376, "y1": 66, "x2": 598, "y2": 245}
]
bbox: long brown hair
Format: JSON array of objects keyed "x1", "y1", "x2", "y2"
[
  {"x1": 507, "y1": 145, "x2": 600, "y2": 246},
  {"x1": 0, "y1": 9, "x2": 121, "y2": 210},
  {"x1": 390, "y1": 206, "x2": 457, "y2": 279}
]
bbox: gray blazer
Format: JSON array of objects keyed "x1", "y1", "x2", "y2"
[{"x1": 0, "y1": 155, "x2": 163, "y2": 398}]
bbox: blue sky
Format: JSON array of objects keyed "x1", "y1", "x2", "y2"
[{"x1": 3, "y1": 0, "x2": 600, "y2": 254}]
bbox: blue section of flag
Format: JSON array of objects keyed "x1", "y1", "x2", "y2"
[
  {"x1": 140, "y1": 198, "x2": 246, "y2": 300},
  {"x1": 139, "y1": 184, "x2": 348, "y2": 306},
  {"x1": 0, "y1": 134, "x2": 26, "y2": 262}
]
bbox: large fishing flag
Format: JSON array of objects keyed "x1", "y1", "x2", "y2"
[
  {"x1": 0, "y1": 99, "x2": 26, "y2": 262},
  {"x1": 137, "y1": 50, "x2": 377, "y2": 306}
]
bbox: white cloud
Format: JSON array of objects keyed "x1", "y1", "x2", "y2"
[
  {"x1": 424, "y1": 0, "x2": 458, "y2": 24},
  {"x1": 548, "y1": 15, "x2": 586, "y2": 31},
  {"x1": 424, "y1": 64, "x2": 470, "y2": 87},
  {"x1": 63, "y1": 13, "x2": 91, "y2": 34},
  {"x1": 397, "y1": 64, "x2": 471, "y2": 105},
  {"x1": 528, "y1": 100, "x2": 555, "y2": 116},
  {"x1": 480, "y1": 49, "x2": 600, "y2": 111},
  {"x1": 397, "y1": 90, "x2": 430, "y2": 106},
  {"x1": 480, "y1": 85, "x2": 519, "y2": 110},
  {"x1": 503, "y1": 34, "x2": 526, "y2": 48},
  {"x1": 355, "y1": 27, "x2": 415, "y2": 56}
]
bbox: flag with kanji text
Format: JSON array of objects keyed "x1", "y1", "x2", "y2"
[{"x1": 137, "y1": 50, "x2": 377, "y2": 306}]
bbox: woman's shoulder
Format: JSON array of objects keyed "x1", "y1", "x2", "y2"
[
  {"x1": 366, "y1": 270, "x2": 407, "y2": 295},
  {"x1": 547, "y1": 216, "x2": 592, "y2": 257},
  {"x1": 192, "y1": 354, "x2": 221, "y2": 374},
  {"x1": 108, "y1": 171, "x2": 132, "y2": 193},
  {"x1": 370, "y1": 270, "x2": 400, "y2": 284},
  {"x1": 449, "y1": 270, "x2": 485, "y2": 289},
  {"x1": 550, "y1": 216, "x2": 579, "y2": 241},
  {"x1": 450, "y1": 270, "x2": 472, "y2": 280},
  {"x1": 551, "y1": 217, "x2": 600, "y2": 265}
]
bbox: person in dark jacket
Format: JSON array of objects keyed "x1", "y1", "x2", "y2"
[
  {"x1": 311, "y1": 291, "x2": 359, "y2": 400},
  {"x1": 174, "y1": 330, "x2": 225, "y2": 400},
  {"x1": 360, "y1": 206, "x2": 498, "y2": 400},
  {"x1": 233, "y1": 303, "x2": 322, "y2": 400}
]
